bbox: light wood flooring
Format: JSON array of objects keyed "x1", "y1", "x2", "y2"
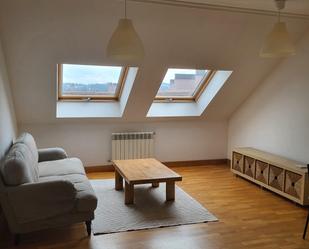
[{"x1": 1, "y1": 164, "x2": 309, "y2": 249}]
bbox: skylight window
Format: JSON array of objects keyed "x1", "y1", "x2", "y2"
[
  {"x1": 57, "y1": 64, "x2": 128, "y2": 101},
  {"x1": 155, "y1": 68, "x2": 213, "y2": 101},
  {"x1": 148, "y1": 70, "x2": 233, "y2": 117}
]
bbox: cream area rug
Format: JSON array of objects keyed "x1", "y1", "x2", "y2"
[{"x1": 91, "y1": 179, "x2": 217, "y2": 235}]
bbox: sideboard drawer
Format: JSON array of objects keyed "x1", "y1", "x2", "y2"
[
  {"x1": 244, "y1": 156, "x2": 255, "y2": 178},
  {"x1": 232, "y1": 152, "x2": 244, "y2": 173},
  {"x1": 255, "y1": 160, "x2": 269, "y2": 184},
  {"x1": 285, "y1": 171, "x2": 302, "y2": 199},
  {"x1": 269, "y1": 165, "x2": 284, "y2": 191}
]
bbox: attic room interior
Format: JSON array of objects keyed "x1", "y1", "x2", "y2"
[{"x1": 0, "y1": 0, "x2": 309, "y2": 248}]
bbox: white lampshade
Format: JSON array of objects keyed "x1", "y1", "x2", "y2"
[
  {"x1": 106, "y1": 18, "x2": 144, "y2": 62},
  {"x1": 260, "y1": 21, "x2": 295, "y2": 58}
]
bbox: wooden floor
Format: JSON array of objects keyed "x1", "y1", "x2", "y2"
[{"x1": 1, "y1": 164, "x2": 309, "y2": 248}]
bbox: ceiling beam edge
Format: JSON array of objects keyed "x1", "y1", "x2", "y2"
[{"x1": 129, "y1": 0, "x2": 309, "y2": 20}]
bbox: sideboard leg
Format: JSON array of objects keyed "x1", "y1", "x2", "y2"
[{"x1": 14, "y1": 234, "x2": 20, "y2": 246}]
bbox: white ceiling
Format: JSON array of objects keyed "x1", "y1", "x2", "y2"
[
  {"x1": 137, "y1": 0, "x2": 309, "y2": 15},
  {"x1": 0, "y1": 0, "x2": 308, "y2": 124}
]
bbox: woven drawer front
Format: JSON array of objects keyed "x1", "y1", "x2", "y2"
[
  {"x1": 285, "y1": 171, "x2": 302, "y2": 199},
  {"x1": 255, "y1": 160, "x2": 269, "y2": 184},
  {"x1": 269, "y1": 165, "x2": 284, "y2": 191},
  {"x1": 232, "y1": 152, "x2": 244, "y2": 173},
  {"x1": 244, "y1": 156, "x2": 255, "y2": 178}
]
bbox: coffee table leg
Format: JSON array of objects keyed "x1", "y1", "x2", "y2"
[
  {"x1": 152, "y1": 182, "x2": 159, "y2": 188},
  {"x1": 115, "y1": 170, "x2": 123, "y2": 190},
  {"x1": 125, "y1": 182, "x2": 134, "y2": 204},
  {"x1": 166, "y1": 181, "x2": 175, "y2": 201}
]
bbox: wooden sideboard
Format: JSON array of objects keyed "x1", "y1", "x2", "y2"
[{"x1": 231, "y1": 147, "x2": 309, "y2": 206}]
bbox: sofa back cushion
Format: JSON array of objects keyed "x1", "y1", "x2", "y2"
[
  {"x1": 0, "y1": 133, "x2": 39, "y2": 186},
  {"x1": 15, "y1": 133, "x2": 39, "y2": 163},
  {"x1": 15, "y1": 133, "x2": 39, "y2": 179}
]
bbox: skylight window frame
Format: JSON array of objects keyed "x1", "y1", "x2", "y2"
[
  {"x1": 57, "y1": 64, "x2": 129, "y2": 102},
  {"x1": 154, "y1": 69, "x2": 216, "y2": 102}
]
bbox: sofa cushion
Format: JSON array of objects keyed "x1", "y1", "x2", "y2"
[
  {"x1": 15, "y1": 133, "x2": 39, "y2": 163},
  {"x1": 1, "y1": 143, "x2": 39, "y2": 186},
  {"x1": 38, "y1": 158, "x2": 85, "y2": 177},
  {"x1": 39, "y1": 174, "x2": 97, "y2": 212},
  {"x1": 14, "y1": 132, "x2": 39, "y2": 180},
  {"x1": 38, "y1": 148, "x2": 68, "y2": 162}
]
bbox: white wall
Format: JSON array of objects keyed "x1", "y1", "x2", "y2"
[
  {"x1": 0, "y1": 38, "x2": 17, "y2": 163},
  {"x1": 20, "y1": 120, "x2": 227, "y2": 166},
  {"x1": 0, "y1": 37, "x2": 17, "y2": 232},
  {"x1": 228, "y1": 31, "x2": 309, "y2": 164}
]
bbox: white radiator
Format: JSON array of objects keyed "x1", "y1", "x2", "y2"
[{"x1": 111, "y1": 132, "x2": 155, "y2": 160}]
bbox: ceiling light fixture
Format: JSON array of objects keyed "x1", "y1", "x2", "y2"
[
  {"x1": 260, "y1": 0, "x2": 295, "y2": 58},
  {"x1": 106, "y1": 0, "x2": 145, "y2": 62}
]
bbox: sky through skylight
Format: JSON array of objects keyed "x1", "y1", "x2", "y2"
[
  {"x1": 63, "y1": 64, "x2": 122, "y2": 85},
  {"x1": 61, "y1": 64, "x2": 123, "y2": 96}
]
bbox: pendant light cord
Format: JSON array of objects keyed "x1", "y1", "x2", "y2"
[
  {"x1": 275, "y1": 0, "x2": 286, "y2": 22},
  {"x1": 125, "y1": 0, "x2": 127, "y2": 19}
]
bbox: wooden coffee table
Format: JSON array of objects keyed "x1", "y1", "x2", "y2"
[{"x1": 112, "y1": 158, "x2": 182, "y2": 205}]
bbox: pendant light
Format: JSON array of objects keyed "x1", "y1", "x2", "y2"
[
  {"x1": 106, "y1": 0, "x2": 145, "y2": 62},
  {"x1": 260, "y1": 0, "x2": 295, "y2": 58}
]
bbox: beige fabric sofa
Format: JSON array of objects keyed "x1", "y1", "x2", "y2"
[{"x1": 0, "y1": 133, "x2": 97, "y2": 244}]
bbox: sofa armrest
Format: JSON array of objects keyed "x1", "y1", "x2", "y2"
[
  {"x1": 7, "y1": 180, "x2": 76, "y2": 223},
  {"x1": 38, "y1": 148, "x2": 68, "y2": 162}
]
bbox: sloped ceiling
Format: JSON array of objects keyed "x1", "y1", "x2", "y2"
[{"x1": 0, "y1": 0, "x2": 308, "y2": 124}]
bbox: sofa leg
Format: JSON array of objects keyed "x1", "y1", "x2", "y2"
[
  {"x1": 85, "y1": 221, "x2": 92, "y2": 236},
  {"x1": 14, "y1": 234, "x2": 20, "y2": 246},
  {"x1": 303, "y1": 211, "x2": 309, "y2": 239}
]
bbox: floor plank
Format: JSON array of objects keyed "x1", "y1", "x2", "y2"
[{"x1": 1, "y1": 165, "x2": 309, "y2": 248}]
